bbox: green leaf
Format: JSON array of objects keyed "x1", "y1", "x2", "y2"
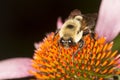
[{"x1": 112, "y1": 34, "x2": 120, "y2": 53}]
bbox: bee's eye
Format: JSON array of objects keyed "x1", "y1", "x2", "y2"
[
  {"x1": 60, "y1": 37, "x2": 74, "y2": 47},
  {"x1": 67, "y1": 38, "x2": 74, "y2": 45},
  {"x1": 60, "y1": 38, "x2": 65, "y2": 44},
  {"x1": 61, "y1": 39, "x2": 65, "y2": 43},
  {"x1": 68, "y1": 39, "x2": 72, "y2": 43}
]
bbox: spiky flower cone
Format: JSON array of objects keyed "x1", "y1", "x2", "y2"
[{"x1": 30, "y1": 32, "x2": 120, "y2": 80}]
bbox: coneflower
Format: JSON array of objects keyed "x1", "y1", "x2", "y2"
[{"x1": 30, "y1": 33, "x2": 120, "y2": 80}]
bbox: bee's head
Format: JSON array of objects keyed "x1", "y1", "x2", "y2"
[{"x1": 59, "y1": 37, "x2": 75, "y2": 48}]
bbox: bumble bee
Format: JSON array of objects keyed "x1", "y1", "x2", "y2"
[{"x1": 54, "y1": 9, "x2": 97, "y2": 58}]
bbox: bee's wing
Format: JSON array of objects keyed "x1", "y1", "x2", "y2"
[
  {"x1": 68, "y1": 9, "x2": 82, "y2": 19},
  {"x1": 83, "y1": 13, "x2": 98, "y2": 29}
]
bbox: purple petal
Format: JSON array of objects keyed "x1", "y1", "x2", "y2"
[
  {"x1": 0, "y1": 58, "x2": 34, "y2": 79},
  {"x1": 95, "y1": 0, "x2": 120, "y2": 42},
  {"x1": 57, "y1": 17, "x2": 63, "y2": 29}
]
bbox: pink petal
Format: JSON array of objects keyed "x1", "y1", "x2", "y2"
[
  {"x1": 0, "y1": 57, "x2": 34, "y2": 79},
  {"x1": 95, "y1": 0, "x2": 120, "y2": 42},
  {"x1": 57, "y1": 17, "x2": 63, "y2": 29}
]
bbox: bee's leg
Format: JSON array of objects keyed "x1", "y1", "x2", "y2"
[
  {"x1": 83, "y1": 29, "x2": 89, "y2": 36},
  {"x1": 78, "y1": 39, "x2": 84, "y2": 50},
  {"x1": 53, "y1": 29, "x2": 60, "y2": 40},
  {"x1": 72, "y1": 39, "x2": 84, "y2": 61},
  {"x1": 83, "y1": 28, "x2": 96, "y2": 40},
  {"x1": 90, "y1": 31, "x2": 96, "y2": 40}
]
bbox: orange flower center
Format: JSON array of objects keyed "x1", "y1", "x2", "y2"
[{"x1": 30, "y1": 32, "x2": 120, "y2": 80}]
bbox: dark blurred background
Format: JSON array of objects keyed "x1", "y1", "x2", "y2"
[{"x1": 0, "y1": 0, "x2": 100, "y2": 60}]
